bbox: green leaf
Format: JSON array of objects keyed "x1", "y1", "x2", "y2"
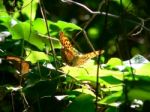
[
  {"x1": 107, "y1": 58, "x2": 122, "y2": 66},
  {"x1": 0, "y1": 0, "x2": 8, "y2": 17},
  {"x1": 126, "y1": 80, "x2": 150, "y2": 101},
  {"x1": 61, "y1": 60, "x2": 99, "y2": 82},
  {"x1": 25, "y1": 49, "x2": 50, "y2": 63},
  {"x1": 32, "y1": 18, "x2": 52, "y2": 34},
  {"x1": 0, "y1": 15, "x2": 13, "y2": 29},
  {"x1": 74, "y1": 87, "x2": 95, "y2": 97},
  {"x1": 10, "y1": 21, "x2": 61, "y2": 50},
  {"x1": 32, "y1": 18, "x2": 48, "y2": 34},
  {"x1": 32, "y1": 19, "x2": 82, "y2": 33},
  {"x1": 100, "y1": 75, "x2": 122, "y2": 85},
  {"x1": 61, "y1": 60, "x2": 123, "y2": 91},
  {"x1": 11, "y1": 22, "x2": 46, "y2": 50},
  {"x1": 128, "y1": 88, "x2": 150, "y2": 101},
  {"x1": 65, "y1": 94, "x2": 95, "y2": 112},
  {"x1": 56, "y1": 20, "x2": 82, "y2": 31},
  {"x1": 98, "y1": 91, "x2": 123, "y2": 107}
]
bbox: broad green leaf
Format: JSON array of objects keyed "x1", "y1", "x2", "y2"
[
  {"x1": 32, "y1": 20, "x2": 82, "y2": 33},
  {"x1": 61, "y1": 60, "x2": 97, "y2": 76},
  {"x1": 98, "y1": 91, "x2": 123, "y2": 107},
  {"x1": 128, "y1": 89, "x2": 150, "y2": 101},
  {"x1": 32, "y1": 18, "x2": 48, "y2": 34},
  {"x1": 10, "y1": 22, "x2": 46, "y2": 50},
  {"x1": 25, "y1": 49, "x2": 50, "y2": 63},
  {"x1": 126, "y1": 80, "x2": 150, "y2": 101},
  {"x1": 32, "y1": 18, "x2": 53, "y2": 34},
  {"x1": 0, "y1": 16, "x2": 14, "y2": 29},
  {"x1": 10, "y1": 21, "x2": 61, "y2": 50},
  {"x1": 107, "y1": 58, "x2": 122, "y2": 66},
  {"x1": 56, "y1": 20, "x2": 82, "y2": 31},
  {"x1": 61, "y1": 60, "x2": 124, "y2": 91},
  {"x1": 65, "y1": 94, "x2": 95, "y2": 112},
  {"x1": 32, "y1": 18, "x2": 60, "y2": 36}
]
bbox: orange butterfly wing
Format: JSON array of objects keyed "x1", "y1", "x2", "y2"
[
  {"x1": 59, "y1": 32, "x2": 77, "y2": 65},
  {"x1": 73, "y1": 50, "x2": 104, "y2": 66},
  {"x1": 59, "y1": 32, "x2": 74, "y2": 52},
  {"x1": 59, "y1": 32, "x2": 104, "y2": 66}
]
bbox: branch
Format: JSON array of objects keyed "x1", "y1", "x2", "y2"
[
  {"x1": 61, "y1": 0, "x2": 150, "y2": 32},
  {"x1": 61, "y1": 0, "x2": 119, "y2": 18}
]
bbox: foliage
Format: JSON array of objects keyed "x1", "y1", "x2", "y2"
[{"x1": 0, "y1": 0, "x2": 150, "y2": 112}]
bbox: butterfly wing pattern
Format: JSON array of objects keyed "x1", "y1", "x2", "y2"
[
  {"x1": 59, "y1": 32, "x2": 104, "y2": 66},
  {"x1": 59, "y1": 32, "x2": 78, "y2": 66}
]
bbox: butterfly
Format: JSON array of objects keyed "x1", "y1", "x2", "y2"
[{"x1": 59, "y1": 32, "x2": 104, "y2": 66}]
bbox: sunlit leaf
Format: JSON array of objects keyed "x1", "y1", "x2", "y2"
[
  {"x1": 74, "y1": 87, "x2": 95, "y2": 97},
  {"x1": 107, "y1": 58, "x2": 122, "y2": 66},
  {"x1": 25, "y1": 49, "x2": 50, "y2": 63},
  {"x1": 61, "y1": 60, "x2": 124, "y2": 91},
  {"x1": 10, "y1": 21, "x2": 61, "y2": 50},
  {"x1": 56, "y1": 20, "x2": 82, "y2": 31},
  {"x1": 32, "y1": 18, "x2": 54, "y2": 35}
]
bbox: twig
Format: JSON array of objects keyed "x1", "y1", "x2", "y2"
[
  {"x1": 83, "y1": 0, "x2": 105, "y2": 30},
  {"x1": 61, "y1": 0, "x2": 150, "y2": 32},
  {"x1": 131, "y1": 18, "x2": 144, "y2": 36},
  {"x1": 11, "y1": 91, "x2": 15, "y2": 112},
  {"x1": 61, "y1": 0, "x2": 119, "y2": 18},
  {"x1": 75, "y1": 0, "x2": 105, "y2": 53},
  {"x1": 75, "y1": 0, "x2": 105, "y2": 36},
  {"x1": 39, "y1": 0, "x2": 58, "y2": 69},
  {"x1": 20, "y1": 90, "x2": 30, "y2": 111},
  {"x1": 82, "y1": 30, "x2": 96, "y2": 51}
]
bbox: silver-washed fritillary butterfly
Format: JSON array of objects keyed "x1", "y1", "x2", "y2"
[{"x1": 59, "y1": 32, "x2": 104, "y2": 66}]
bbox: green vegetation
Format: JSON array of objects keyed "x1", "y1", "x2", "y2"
[{"x1": 0, "y1": 0, "x2": 150, "y2": 112}]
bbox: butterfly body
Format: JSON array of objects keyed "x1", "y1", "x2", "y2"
[{"x1": 59, "y1": 32, "x2": 104, "y2": 66}]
